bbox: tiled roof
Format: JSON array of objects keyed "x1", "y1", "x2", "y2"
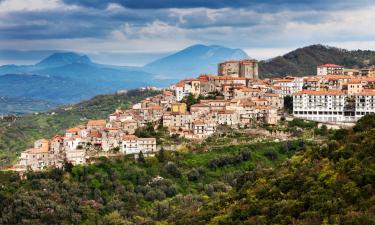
[
  {"x1": 87, "y1": 120, "x2": 106, "y2": 127},
  {"x1": 66, "y1": 127, "x2": 81, "y2": 133},
  {"x1": 318, "y1": 64, "x2": 343, "y2": 68},
  {"x1": 294, "y1": 90, "x2": 346, "y2": 96}
]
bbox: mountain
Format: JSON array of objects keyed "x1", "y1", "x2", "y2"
[
  {"x1": 35, "y1": 52, "x2": 92, "y2": 68},
  {"x1": 0, "y1": 53, "x2": 173, "y2": 105},
  {"x1": 259, "y1": 44, "x2": 375, "y2": 77},
  {"x1": 144, "y1": 44, "x2": 249, "y2": 78},
  {"x1": 0, "y1": 45, "x2": 250, "y2": 111}
]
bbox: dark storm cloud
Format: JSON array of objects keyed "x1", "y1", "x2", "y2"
[
  {"x1": 61, "y1": 0, "x2": 374, "y2": 10},
  {"x1": 1, "y1": 0, "x2": 375, "y2": 51}
]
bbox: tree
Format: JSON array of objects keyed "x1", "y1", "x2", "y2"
[
  {"x1": 320, "y1": 124, "x2": 328, "y2": 136},
  {"x1": 100, "y1": 211, "x2": 130, "y2": 225},
  {"x1": 353, "y1": 114, "x2": 375, "y2": 132},
  {"x1": 138, "y1": 151, "x2": 146, "y2": 164},
  {"x1": 157, "y1": 147, "x2": 166, "y2": 163},
  {"x1": 64, "y1": 161, "x2": 74, "y2": 173}
]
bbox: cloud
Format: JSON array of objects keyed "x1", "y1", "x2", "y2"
[
  {"x1": 60, "y1": 0, "x2": 375, "y2": 10},
  {"x1": 0, "y1": 0, "x2": 375, "y2": 62}
]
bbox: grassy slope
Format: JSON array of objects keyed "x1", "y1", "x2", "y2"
[{"x1": 0, "y1": 89, "x2": 160, "y2": 167}]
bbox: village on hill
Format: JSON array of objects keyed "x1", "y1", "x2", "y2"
[{"x1": 11, "y1": 60, "x2": 375, "y2": 172}]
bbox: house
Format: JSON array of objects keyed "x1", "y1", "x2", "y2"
[
  {"x1": 87, "y1": 120, "x2": 106, "y2": 129},
  {"x1": 171, "y1": 102, "x2": 187, "y2": 113},
  {"x1": 360, "y1": 66, "x2": 375, "y2": 77},
  {"x1": 120, "y1": 135, "x2": 156, "y2": 155},
  {"x1": 66, "y1": 149, "x2": 86, "y2": 165},
  {"x1": 317, "y1": 64, "x2": 344, "y2": 75}
]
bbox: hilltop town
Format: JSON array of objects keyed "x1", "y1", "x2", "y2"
[{"x1": 13, "y1": 60, "x2": 375, "y2": 171}]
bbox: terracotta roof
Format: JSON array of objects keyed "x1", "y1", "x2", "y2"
[
  {"x1": 324, "y1": 75, "x2": 353, "y2": 80},
  {"x1": 294, "y1": 90, "x2": 346, "y2": 96},
  {"x1": 123, "y1": 135, "x2": 138, "y2": 140},
  {"x1": 348, "y1": 79, "x2": 362, "y2": 84},
  {"x1": 304, "y1": 77, "x2": 321, "y2": 82},
  {"x1": 240, "y1": 87, "x2": 261, "y2": 92},
  {"x1": 357, "y1": 90, "x2": 375, "y2": 96},
  {"x1": 318, "y1": 64, "x2": 343, "y2": 68},
  {"x1": 191, "y1": 103, "x2": 209, "y2": 107},
  {"x1": 66, "y1": 127, "x2": 81, "y2": 133},
  {"x1": 87, "y1": 120, "x2": 106, "y2": 127}
]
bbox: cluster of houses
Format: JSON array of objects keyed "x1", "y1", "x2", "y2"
[
  {"x1": 293, "y1": 64, "x2": 375, "y2": 123},
  {"x1": 12, "y1": 60, "x2": 375, "y2": 171}
]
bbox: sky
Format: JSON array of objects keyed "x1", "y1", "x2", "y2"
[{"x1": 1, "y1": 0, "x2": 375, "y2": 65}]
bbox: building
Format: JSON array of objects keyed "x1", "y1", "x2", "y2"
[
  {"x1": 218, "y1": 59, "x2": 259, "y2": 79},
  {"x1": 317, "y1": 64, "x2": 344, "y2": 75},
  {"x1": 171, "y1": 102, "x2": 187, "y2": 113},
  {"x1": 293, "y1": 90, "x2": 375, "y2": 123},
  {"x1": 355, "y1": 90, "x2": 375, "y2": 118},
  {"x1": 344, "y1": 68, "x2": 360, "y2": 76},
  {"x1": 120, "y1": 135, "x2": 156, "y2": 155},
  {"x1": 347, "y1": 79, "x2": 363, "y2": 96},
  {"x1": 360, "y1": 66, "x2": 375, "y2": 77}
]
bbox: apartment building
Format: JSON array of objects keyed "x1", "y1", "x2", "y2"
[
  {"x1": 317, "y1": 64, "x2": 344, "y2": 75},
  {"x1": 121, "y1": 135, "x2": 156, "y2": 155},
  {"x1": 355, "y1": 90, "x2": 375, "y2": 117},
  {"x1": 293, "y1": 90, "x2": 351, "y2": 122}
]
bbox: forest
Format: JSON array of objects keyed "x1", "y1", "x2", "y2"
[{"x1": 0, "y1": 115, "x2": 374, "y2": 224}]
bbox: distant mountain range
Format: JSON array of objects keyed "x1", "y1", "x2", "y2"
[
  {"x1": 143, "y1": 44, "x2": 248, "y2": 78},
  {"x1": 0, "y1": 44, "x2": 250, "y2": 114},
  {"x1": 259, "y1": 44, "x2": 375, "y2": 77}
]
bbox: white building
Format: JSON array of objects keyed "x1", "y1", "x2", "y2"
[
  {"x1": 355, "y1": 90, "x2": 375, "y2": 118},
  {"x1": 293, "y1": 90, "x2": 350, "y2": 122},
  {"x1": 317, "y1": 64, "x2": 344, "y2": 76},
  {"x1": 120, "y1": 135, "x2": 157, "y2": 155}
]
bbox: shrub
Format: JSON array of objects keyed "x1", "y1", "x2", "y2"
[
  {"x1": 163, "y1": 162, "x2": 181, "y2": 178},
  {"x1": 264, "y1": 150, "x2": 278, "y2": 161},
  {"x1": 187, "y1": 168, "x2": 201, "y2": 181}
]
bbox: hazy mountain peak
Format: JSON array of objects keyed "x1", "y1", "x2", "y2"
[
  {"x1": 36, "y1": 52, "x2": 92, "y2": 68},
  {"x1": 144, "y1": 44, "x2": 249, "y2": 78}
]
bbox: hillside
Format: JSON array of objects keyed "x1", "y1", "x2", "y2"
[
  {"x1": 176, "y1": 115, "x2": 375, "y2": 224},
  {"x1": 0, "y1": 96, "x2": 57, "y2": 115},
  {"x1": 0, "y1": 89, "x2": 160, "y2": 167},
  {"x1": 0, "y1": 135, "x2": 307, "y2": 224},
  {"x1": 259, "y1": 44, "x2": 375, "y2": 77},
  {"x1": 144, "y1": 44, "x2": 249, "y2": 79},
  {"x1": 0, "y1": 116, "x2": 374, "y2": 224}
]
